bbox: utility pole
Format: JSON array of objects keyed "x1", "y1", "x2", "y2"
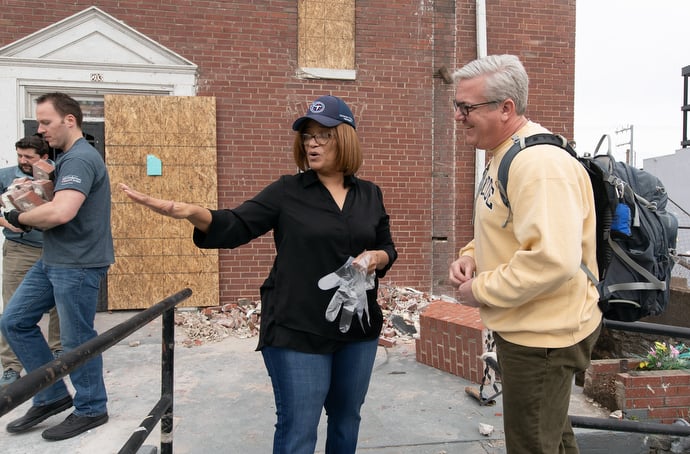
[{"x1": 616, "y1": 125, "x2": 635, "y2": 166}]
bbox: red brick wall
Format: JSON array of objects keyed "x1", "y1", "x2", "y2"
[
  {"x1": 618, "y1": 369, "x2": 690, "y2": 423},
  {"x1": 0, "y1": 1, "x2": 576, "y2": 304},
  {"x1": 585, "y1": 359, "x2": 690, "y2": 424}
]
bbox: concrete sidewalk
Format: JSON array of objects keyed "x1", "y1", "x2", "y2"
[{"x1": 0, "y1": 311, "x2": 610, "y2": 453}]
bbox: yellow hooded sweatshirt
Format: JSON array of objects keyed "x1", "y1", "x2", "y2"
[{"x1": 459, "y1": 121, "x2": 602, "y2": 348}]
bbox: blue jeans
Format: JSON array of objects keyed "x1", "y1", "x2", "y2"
[
  {"x1": 0, "y1": 259, "x2": 109, "y2": 416},
  {"x1": 261, "y1": 338, "x2": 378, "y2": 454}
]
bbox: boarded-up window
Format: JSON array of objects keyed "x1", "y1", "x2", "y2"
[
  {"x1": 297, "y1": 0, "x2": 356, "y2": 80},
  {"x1": 106, "y1": 94, "x2": 219, "y2": 310}
]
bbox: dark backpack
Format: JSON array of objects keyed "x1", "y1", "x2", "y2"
[{"x1": 496, "y1": 133, "x2": 678, "y2": 322}]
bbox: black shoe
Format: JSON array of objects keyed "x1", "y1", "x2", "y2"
[
  {"x1": 6, "y1": 395, "x2": 73, "y2": 433},
  {"x1": 41, "y1": 412, "x2": 109, "y2": 441}
]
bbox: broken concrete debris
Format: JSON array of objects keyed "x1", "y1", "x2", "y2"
[{"x1": 173, "y1": 284, "x2": 439, "y2": 347}]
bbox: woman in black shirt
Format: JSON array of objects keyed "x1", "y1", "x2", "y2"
[{"x1": 120, "y1": 95, "x2": 397, "y2": 454}]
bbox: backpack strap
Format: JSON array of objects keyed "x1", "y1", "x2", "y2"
[
  {"x1": 604, "y1": 237, "x2": 666, "y2": 292},
  {"x1": 496, "y1": 133, "x2": 574, "y2": 226},
  {"x1": 496, "y1": 133, "x2": 574, "y2": 209},
  {"x1": 495, "y1": 134, "x2": 602, "y2": 286}
]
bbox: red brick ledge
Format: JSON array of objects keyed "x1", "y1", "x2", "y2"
[
  {"x1": 415, "y1": 300, "x2": 489, "y2": 383},
  {"x1": 585, "y1": 358, "x2": 690, "y2": 423}
]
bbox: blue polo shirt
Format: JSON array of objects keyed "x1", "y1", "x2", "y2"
[{"x1": 42, "y1": 138, "x2": 114, "y2": 268}]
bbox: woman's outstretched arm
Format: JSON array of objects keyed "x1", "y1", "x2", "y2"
[{"x1": 119, "y1": 183, "x2": 212, "y2": 233}]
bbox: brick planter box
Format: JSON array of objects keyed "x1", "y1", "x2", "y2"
[
  {"x1": 415, "y1": 301, "x2": 491, "y2": 383},
  {"x1": 584, "y1": 358, "x2": 690, "y2": 424}
]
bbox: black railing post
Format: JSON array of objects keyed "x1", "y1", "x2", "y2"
[
  {"x1": 161, "y1": 306, "x2": 175, "y2": 454},
  {"x1": 117, "y1": 394, "x2": 173, "y2": 454},
  {"x1": 117, "y1": 304, "x2": 179, "y2": 454}
]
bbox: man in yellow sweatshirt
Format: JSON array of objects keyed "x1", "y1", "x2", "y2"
[{"x1": 448, "y1": 54, "x2": 602, "y2": 454}]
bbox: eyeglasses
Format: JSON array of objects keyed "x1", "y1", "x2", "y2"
[
  {"x1": 452, "y1": 100, "x2": 499, "y2": 116},
  {"x1": 301, "y1": 132, "x2": 332, "y2": 145}
]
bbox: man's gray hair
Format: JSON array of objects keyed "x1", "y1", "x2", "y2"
[{"x1": 452, "y1": 54, "x2": 529, "y2": 115}]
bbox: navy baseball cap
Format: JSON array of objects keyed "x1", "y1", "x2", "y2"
[{"x1": 292, "y1": 95, "x2": 356, "y2": 130}]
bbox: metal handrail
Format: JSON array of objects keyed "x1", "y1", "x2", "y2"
[
  {"x1": 603, "y1": 318, "x2": 690, "y2": 339},
  {"x1": 571, "y1": 414, "x2": 690, "y2": 436},
  {"x1": 0, "y1": 287, "x2": 192, "y2": 453}
]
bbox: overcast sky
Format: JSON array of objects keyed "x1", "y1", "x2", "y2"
[{"x1": 574, "y1": 0, "x2": 690, "y2": 167}]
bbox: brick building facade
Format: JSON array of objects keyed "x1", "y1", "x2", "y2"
[{"x1": 0, "y1": 1, "x2": 576, "y2": 306}]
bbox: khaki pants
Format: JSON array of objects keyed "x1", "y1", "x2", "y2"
[
  {"x1": 495, "y1": 324, "x2": 601, "y2": 454},
  {"x1": 0, "y1": 240, "x2": 61, "y2": 373}
]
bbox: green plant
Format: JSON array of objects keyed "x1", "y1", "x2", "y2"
[{"x1": 637, "y1": 341, "x2": 690, "y2": 371}]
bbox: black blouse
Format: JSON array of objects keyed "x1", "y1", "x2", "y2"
[{"x1": 193, "y1": 169, "x2": 397, "y2": 353}]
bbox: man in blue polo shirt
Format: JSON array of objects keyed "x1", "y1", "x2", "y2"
[
  {"x1": 1, "y1": 93, "x2": 114, "y2": 441},
  {"x1": 0, "y1": 135, "x2": 62, "y2": 388}
]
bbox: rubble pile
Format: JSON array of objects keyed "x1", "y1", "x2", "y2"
[
  {"x1": 175, "y1": 299, "x2": 261, "y2": 347},
  {"x1": 377, "y1": 285, "x2": 436, "y2": 344},
  {"x1": 174, "y1": 285, "x2": 440, "y2": 347}
]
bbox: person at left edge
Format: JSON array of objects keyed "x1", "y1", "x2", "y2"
[
  {"x1": 1, "y1": 92, "x2": 113, "y2": 441},
  {"x1": 120, "y1": 94, "x2": 397, "y2": 454},
  {"x1": 0, "y1": 135, "x2": 63, "y2": 389}
]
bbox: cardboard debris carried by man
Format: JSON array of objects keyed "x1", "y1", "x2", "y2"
[{"x1": 0, "y1": 161, "x2": 55, "y2": 213}]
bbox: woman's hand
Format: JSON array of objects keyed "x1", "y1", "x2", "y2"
[
  {"x1": 119, "y1": 183, "x2": 188, "y2": 219},
  {"x1": 118, "y1": 183, "x2": 213, "y2": 232},
  {"x1": 353, "y1": 250, "x2": 387, "y2": 274}
]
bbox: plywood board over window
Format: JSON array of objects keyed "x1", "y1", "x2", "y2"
[
  {"x1": 105, "y1": 94, "x2": 219, "y2": 310},
  {"x1": 297, "y1": 0, "x2": 356, "y2": 79}
]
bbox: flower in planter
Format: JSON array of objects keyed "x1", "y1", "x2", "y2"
[{"x1": 637, "y1": 341, "x2": 690, "y2": 371}]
